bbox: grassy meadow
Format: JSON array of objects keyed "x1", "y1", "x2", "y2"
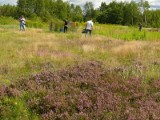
[{"x1": 0, "y1": 19, "x2": 160, "y2": 119}]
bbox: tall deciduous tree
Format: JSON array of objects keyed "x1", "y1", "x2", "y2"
[
  {"x1": 96, "y1": 2, "x2": 108, "y2": 23},
  {"x1": 139, "y1": 0, "x2": 150, "y2": 25},
  {"x1": 123, "y1": 1, "x2": 141, "y2": 25},
  {"x1": 71, "y1": 5, "x2": 83, "y2": 22},
  {"x1": 106, "y1": 1, "x2": 124, "y2": 24},
  {"x1": 17, "y1": 0, "x2": 27, "y2": 16},
  {"x1": 83, "y1": 2, "x2": 94, "y2": 21},
  {"x1": 0, "y1": 5, "x2": 17, "y2": 17},
  {"x1": 2, "y1": 0, "x2": 160, "y2": 28}
]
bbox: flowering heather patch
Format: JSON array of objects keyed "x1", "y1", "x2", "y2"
[{"x1": 0, "y1": 61, "x2": 160, "y2": 119}]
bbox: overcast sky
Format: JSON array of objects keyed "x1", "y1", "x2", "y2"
[
  {"x1": 66, "y1": 0, "x2": 160, "y2": 8},
  {"x1": 0, "y1": 0, "x2": 160, "y2": 8}
]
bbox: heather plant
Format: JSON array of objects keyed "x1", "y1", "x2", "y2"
[{"x1": 0, "y1": 61, "x2": 160, "y2": 119}]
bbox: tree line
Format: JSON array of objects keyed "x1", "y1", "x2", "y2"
[{"x1": 0, "y1": 0, "x2": 160, "y2": 28}]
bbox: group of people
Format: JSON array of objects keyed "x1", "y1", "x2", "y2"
[
  {"x1": 19, "y1": 16, "x2": 143, "y2": 34},
  {"x1": 19, "y1": 14, "x2": 94, "y2": 36},
  {"x1": 63, "y1": 18, "x2": 94, "y2": 37}
]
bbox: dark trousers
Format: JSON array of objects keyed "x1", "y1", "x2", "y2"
[
  {"x1": 64, "y1": 26, "x2": 68, "y2": 33},
  {"x1": 139, "y1": 26, "x2": 142, "y2": 31},
  {"x1": 85, "y1": 29, "x2": 92, "y2": 36}
]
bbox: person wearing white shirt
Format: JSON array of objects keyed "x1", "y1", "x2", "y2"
[
  {"x1": 19, "y1": 15, "x2": 26, "y2": 31},
  {"x1": 85, "y1": 18, "x2": 93, "y2": 37}
]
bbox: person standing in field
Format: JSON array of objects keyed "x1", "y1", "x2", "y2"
[
  {"x1": 64, "y1": 19, "x2": 69, "y2": 33},
  {"x1": 19, "y1": 15, "x2": 26, "y2": 31},
  {"x1": 139, "y1": 23, "x2": 142, "y2": 31},
  {"x1": 85, "y1": 18, "x2": 94, "y2": 37}
]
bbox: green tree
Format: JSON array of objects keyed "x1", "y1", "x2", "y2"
[
  {"x1": 17, "y1": 0, "x2": 27, "y2": 16},
  {"x1": 83, "y1": 2, "x2": 94, "y2": 21},
  {"x1": 146, "y1": 10, "x2": 160, "y2": 28},
  {"x1": 139, "y1": 0, "x2": 150, "y2": 25},
  {"x1": 54, "y1": 0, "x2": 68, "y2": 19},
  {"x1": 0, "y1": 5, "x2": 17, "y2": 17},
  {"x1": 71, "y1": 5, "x2": 83, "y2": 22},
  {"x1": 96, "y1": 2, "x2": 108, "y2": 23},
  {"x1": 107, "y1": 1, "x2": 124, "y2": 24},
  {"x1": 17, "y1": 0, "x2": 37, "y2": 17},
  {"x1": 123, "y1": 1, "x2": 141, "y2": 25}
]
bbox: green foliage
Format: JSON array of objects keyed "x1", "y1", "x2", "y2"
[
  {"x1": 26, "y1": 20, "x2": 44, "y2": 28},
  {"x1": 0, "y1": 16, "x2": 18, "y2": 25},
  {"x1": 94, "y1": 24, "x2": 160, "y2": 41},
  {"x1": 0, "y1": 97, "x2": 39, "y2": 120},
  {"x1": 50, "y1": 18, "x2": 63, "y2": 32},
  {"x1": 70, "y1": 4, "x2": 83, "y2": 22},
  {"x1": 97, "y1": 1, "x2": 141, "y2": 25},
  {"x1": 96, "y1": 1, "x2": 160, "y2": 28},
  {"x1": 123, "y1": 1, "x2": 141, "y2": 25},
  {"x1": 0, "y1": 1, "x2": 160, "y2": 28},
  {"x1": 83, "y1": 2, "x2": 95, "y2": 21},
  {"x1": 146, "y1": 10, "x2": 160, "y2": 28},
  {"x1": 0, "y1": 5, "x2": 17, "y2": 17},
  {"x1": 16, "y1": 0, "x2": 83, "y2": 22}
]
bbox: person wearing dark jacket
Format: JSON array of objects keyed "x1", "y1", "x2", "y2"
[
  {"x1": 139, "y1": 23, "x2": 142, "y2": 31},
  {"x1": 64, "y1": 19, "x2": 68, "y2": 33}
]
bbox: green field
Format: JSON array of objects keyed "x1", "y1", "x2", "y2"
[{"x1": 0, "y1": 21, "x2": 160, "y2": 119}]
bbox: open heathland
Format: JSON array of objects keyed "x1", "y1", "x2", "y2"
[{"x1": 0, "y1": 23, "x2": 160, "y2": 119}]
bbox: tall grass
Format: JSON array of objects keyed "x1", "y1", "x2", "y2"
[
  {"x1": 94, "y1": 24, "x2": 160, "y2": 41},
  {"x1": 0, "y1": 19, "x2": 160, "y2": 119},
  {"x1": 0, "y1": 26, "x2": 160, "y2": 82}
]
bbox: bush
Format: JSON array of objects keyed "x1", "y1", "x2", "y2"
[
  {"x1": 0, "y1": 16, "x2": 18, "y2": 25},
  {"x1": 49, "y1": 18, "x2": 63, "y2": 32}
]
